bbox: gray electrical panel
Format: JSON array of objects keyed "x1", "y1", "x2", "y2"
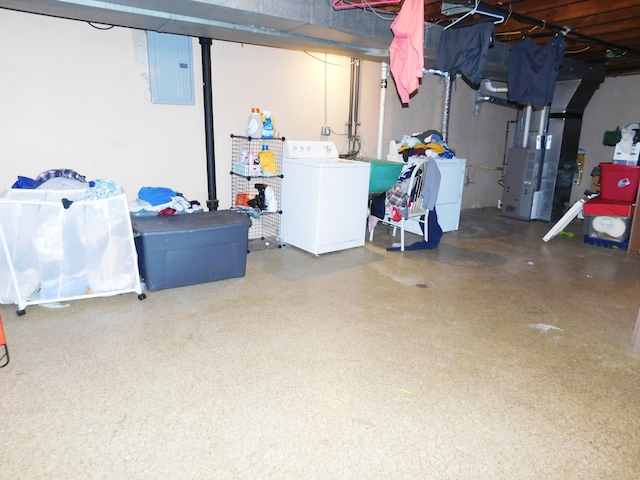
[{"x1": 147, "y1": 31, "x2": 194, "y2": 105}]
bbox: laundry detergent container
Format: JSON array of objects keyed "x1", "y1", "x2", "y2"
[
  {"x1": 598, "y1": 163, "x2": 640, "y2": 202},
  {"x1": 131, "y1": 210, "x2": 250, "y2": 291}
]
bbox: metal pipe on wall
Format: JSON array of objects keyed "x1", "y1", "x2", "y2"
[
  {"x1": 347, "y1": 58, "x2": 361, "y2": 156},
  {"x1": 199, "y1": 37, "x2": 218, "y2": 211},
  {"x1": 538, "y1": 105, "x2": 548, "y2": 137},
  {"x1": 376, "y1": 62, "x2": 388, "y2": 159},
  {"x1": 442, "y1": 71, "x2": 451, "y2": 143},
  {"x1": 424, "y1": 69, "x2": 451, "y2": 142},
  {"x1": 522, "y1": 105, "x2": 532, "y2": 149},
  {"x1": 484, "y1": 79, "x2": 508, "y2": 93}
]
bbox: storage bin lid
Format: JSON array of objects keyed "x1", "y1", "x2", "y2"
[{"x1": 131, "y1": 210, "x2": 251, "y2": 234}]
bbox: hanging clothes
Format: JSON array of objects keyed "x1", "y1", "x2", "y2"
[
  {"x1": 389, "y1": 0, "x2": 424, "y2": 104},
  {"x1": 507, "y1": 34, "x2": 566, "y2": 108},
  {"x1": 421, "y1": 160, "x2": 441, "y2": 211},
  {"x1": 434, "y1": 22, "x2": 494, "y2": 86}
]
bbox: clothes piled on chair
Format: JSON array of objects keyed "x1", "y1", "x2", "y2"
[
  {"x1": 369, "y1": 157, "x2": 443, "y2": 250},
  {"x1": 386, "y1": 210, "x2": 442, "y2": 251},
  {"x1": 395, "y1": 130, "x2": 456, "y2": 161},
  {"x1": 370, "y1": 157, "x2": 419, "y2": 218},
  {"x1": 369, "y1": 129, "x2": 452, "y2": 250}
]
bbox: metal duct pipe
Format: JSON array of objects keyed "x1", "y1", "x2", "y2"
[
  {"x1": 423, "y1": 69, "x2": 451, "y2": 142},
  {"x1": 538, "y1": 106, "x2": 548, "y2": 137},
  {"x1": 376, "y1": 62, "x2": 388, "y2": 159},
  {"x1": 522, "y1": 105, "x2": 532, "y2": 149},
  {"x1": 442, "y1": 72, "x2": 451, "y2": 143},
  {"x1": 199, "y1": 37, "x2": 218, "y2": 211}
]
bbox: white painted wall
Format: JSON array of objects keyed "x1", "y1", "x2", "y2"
[
  {"x1": 575, "y1": 75, "x2": 640, "y2": 204},
  {"x1": 0, "y1": 9, "x2": 519, "y2": 213},
  {"x1": 0, "y1": 12, "x2": 207, "y2": 203}
]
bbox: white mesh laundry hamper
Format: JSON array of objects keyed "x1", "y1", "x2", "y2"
[{"x1": 0, "y1": 189, "x2": 145, "y2": 315}]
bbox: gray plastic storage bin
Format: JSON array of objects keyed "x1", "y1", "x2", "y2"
[{"x1": 131, "y1": 210, "x2": 251, "y2": 291}]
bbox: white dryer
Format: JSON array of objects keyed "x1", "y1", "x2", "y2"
[{"x1": 281, "y1": 141, "x2": 371, "y2": 255}]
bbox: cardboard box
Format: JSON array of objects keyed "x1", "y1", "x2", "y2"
[{"x1": 613, "y1": 140, "x2": 640, "y2": 165}]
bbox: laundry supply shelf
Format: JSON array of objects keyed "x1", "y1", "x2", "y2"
[{"x1": 230, "y1": 134, "x2": 285, "y2": 251}]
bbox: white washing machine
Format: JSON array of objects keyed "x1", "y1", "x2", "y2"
[{"x1": 281, "y1": 140, "x2": 371, "y2": 255}]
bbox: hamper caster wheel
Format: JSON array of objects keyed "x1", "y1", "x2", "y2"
[
  {"x1": 16, "y1": 309, "x2": 26, "y2": 316},
  {"x1": 138, "y1": 293, "x2": 147, "y2": 301}
]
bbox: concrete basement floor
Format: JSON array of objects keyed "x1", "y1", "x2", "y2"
[{"x1": 1, "y1": 207, "x2": 639, "y2": 479}]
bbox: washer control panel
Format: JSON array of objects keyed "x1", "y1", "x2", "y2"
[{"x1": 283, "y1": 140, "x2": 339, "y2": 159}]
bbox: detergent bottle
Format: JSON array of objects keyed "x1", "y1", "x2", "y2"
[
  {"x1": 261, "y1": 110, "x2": 275, "y2": 139},
  {"x1": 258, "y1": 144, "x2": 277, "y2": 175},
  {"x1": 246, "y1": 107, "x2": 263, "y2": 138}
]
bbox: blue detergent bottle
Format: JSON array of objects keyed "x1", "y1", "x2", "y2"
[{"x1": 262, "y1": 111, "x2": 275, "y2": 138}]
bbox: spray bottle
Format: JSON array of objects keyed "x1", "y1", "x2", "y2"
[{"x1": 261, "y1": 111, "x2": 276, "y2": 139}]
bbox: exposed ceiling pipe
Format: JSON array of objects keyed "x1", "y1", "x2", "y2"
[
  {"x1": 199, "y1": 37, "x2": 218, "y2": 211},
  {"x1": 479, "y1": 1, "x2": 640, "y2": 59},
  {"x1": 484, "y1": 79, "x2": 508, "y2": 93},
  {"x1": 376, "y1": 62, "x2": 389, "y2": 159}
]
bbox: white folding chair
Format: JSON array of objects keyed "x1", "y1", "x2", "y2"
[{"x1": 369, "y1": 158, "x2": 429, "y2": 251}]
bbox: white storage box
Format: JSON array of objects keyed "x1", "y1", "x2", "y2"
[{"x1": 0, "y1": 189, "x2": 144, "y2": 314}]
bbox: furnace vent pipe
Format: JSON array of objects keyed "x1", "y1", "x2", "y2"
[
  {"x1": 442, "y1": 72, "x2": 451, "y2": 143},
  {"x1": 424, "y1": 68, "x2": 451, "y2": 143},
  {"x1": 538, "y1": 106, "x2": 548, "y2": 137}
]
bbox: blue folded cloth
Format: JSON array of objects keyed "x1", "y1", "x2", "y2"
[
  {"x1": 138, "y1": 186, "x2": 177, "y2": 206},
  {"x1": 12, "y1": 176, "x2": 37, "y2": 189}
]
